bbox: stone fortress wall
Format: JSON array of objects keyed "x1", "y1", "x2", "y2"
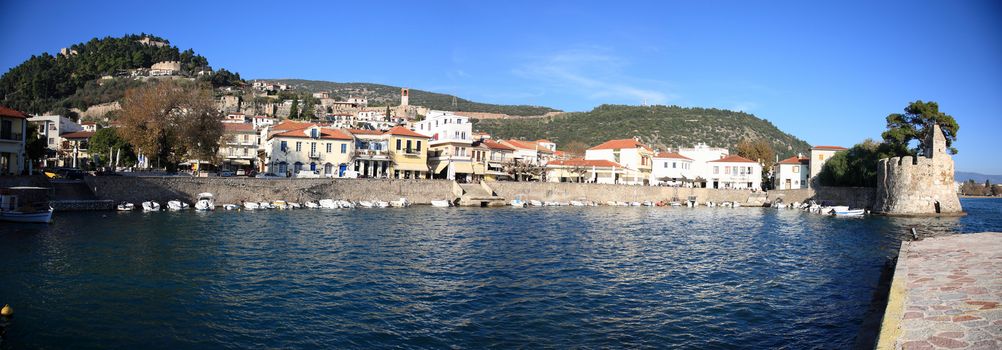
[{"x1": 873, "y1": 124, "x2": 963, "y2": 215}]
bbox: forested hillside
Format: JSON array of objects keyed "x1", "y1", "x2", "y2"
[{"x1": 472, "y1": 104, "x2": 812, "y2": 157}]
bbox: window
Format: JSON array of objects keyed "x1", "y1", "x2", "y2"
[
  {"x1": 243, "y1": 134, "x2": 248, "y2": 142},
  {"x1": 713, "y1": 166, "x2": 719, "y2": 174},
  {"x1": 326, "y1": 143, "x2": 332, "y2": 153},
  {"x1": 672, "y1": 162, "x2": 677, "y2": 169},
  {"x1": 793, "y1": 166, "x2": 799, "y2": 173},
  {"x1": 461, "y1": 132, "x2": 466, "y2": 140},
  {"x1": 243, "y1": 148, "x2": 248, "y2": 155},
  {"x1": 311, "y1": 142, "x2": 317, "y2": 155},
  {"x1": 396, "y1": 139, "x2": 402, "y2": 150},
  {"x1": 406, "y1": 140, "x2": 412, "y2": 152},
  {"x1": 724, "y1": 166, "x2": 730, "y2": 175},
  {"x1": 49, "y1": 138, "x2": 54, "y2": 145},
  {"x1": 295, "y1": 142, "x2": 302, "y2": 152},
  {"x1": 819, "y1": 154, "x2": 825, "y2": 160},
  {"x1": 310, "y1": 129, "x2": 319, "y2": 139},
  {"x1": 280, "y1": 141, "x2": 288, "y2": 151},
  {"x1": 416, "y1": 141, "x2": 421, "y2": 151},
  {"x1": 341, "y1": 143, "x2": 347, "y2": 153}
]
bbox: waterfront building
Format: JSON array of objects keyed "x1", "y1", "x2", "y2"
[
  {"x1": 59, "y1": 131, "x2": 95, "y2": 169},
  {"x1": 707, "y1": 155, "x2": 762, "y2": 189},
  {"x1": 412, "y1": 110, "x2": 474, "y2": 181},
  {"x1": 347, "y1": 128, "x2": 390, "y2": 178},
  {"x1": 773, "y1": 155, "x2": 810, "y2": 190},
  {"x1": 650, "y1": 152, "x2": 695, "y2": 187},
  {"x1": 808, "y1": 145, "x2": 846, "y2": 187},
  {"x1": 677, "y1": 143, "x2": 729, "y2": 186},
  {"x1": 500, "y1": 139, "x2": 556, "y2": 166},
  {"x1": 474, "y1": 139, "x2": 515, "y2": 181},
  {"x1": 26, "y1": 115, "x2": 84, "y2": 167},
  {"x1": 219, "y1": 123, "x2": 259, "y2": 173},
  {"x1": 584, "y1": 138, "x2": 653, "y2": 185},
  {"x1": 384, "y1": 126, "x2": 431, "y2": 179},
  {"x1": 265, "y1": 123, "x2": 354, "y2": 177},
  {"x1": 545, "y1": 158, "x2": 624, "y2": 183},
  {"x1": 0, "y1": 106, "x2": 29, "y2": 175}
]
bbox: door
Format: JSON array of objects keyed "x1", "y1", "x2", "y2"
[{"x1": 785, "y1": 179, "x2": 791, "y2": 190}]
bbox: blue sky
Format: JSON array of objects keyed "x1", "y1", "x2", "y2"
[{"x1": 2, "y1": 0, "x2": 1000, "y2": 173}]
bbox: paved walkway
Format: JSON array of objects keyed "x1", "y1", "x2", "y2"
[{"x1": 877, "y1": 232, "x2": 1002, "y2": 350}]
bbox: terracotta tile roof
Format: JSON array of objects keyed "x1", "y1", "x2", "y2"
[
  {"x1": 272, "y1": 127, "x2": 353, "y2": 140},
  {"x1": 588, "y1": 138, "x2": 652, "y2": 151},
  {"x1": 654, "y1": 152, "x2": 693, "y2": 160},
  {"x1": 536, "y1": 139, "x2": 554, "y2": 143},
  {"x1": 346, "y1": 128, "x2": 384, "y2": 136},
  {"x1": 223, "y1": 123, "x2": 255, "y2": 132},
  {"x1": 0, "y1": 106, "x2": 30, "y2": 119},
  {"x1": 777, "y1": 156, "x2": 810, "y2": 165},
  {"x1": 384, "y1": 126, "x2": 430, "y2": 138},
  {"x1": 504, "y1": 139, "x2": 555, "y2": 153},
  {"x1": 81, "y1": 121, "x2": 97, "y2": 125},
  {"x1": 548, "y1": 158, "x2": 624, "y2": 168},
  {"x1": 272, "y1": 120, "x2": 313, "y2": 131},
  {"x1": 479, "y1": 139, "x2": 516, "y2": 151},
  {"x1": 708, "y1": 155, "x2": 758, "y2": 163},
  {"x1": 812, "y1": 145, "x2": 847, "y2": 150},
  {"x1": 60, "y1": 131, "x2": 95, "y2": 139}
]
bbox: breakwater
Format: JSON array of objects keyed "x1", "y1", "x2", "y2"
[{"x1": 82, "y1": 177, "x2": 876, "y2": 208}]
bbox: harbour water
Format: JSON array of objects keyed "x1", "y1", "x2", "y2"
[{"x1": 1, "y1": 198, "x2": 1000, "y2": 349}]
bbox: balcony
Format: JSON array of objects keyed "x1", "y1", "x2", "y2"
[
  {"x1": 308, "y1": 151, "x2": 322, "y2": 160},
  {"x1": 0, "y1": 132, "x2": 22, "y2": 142}
]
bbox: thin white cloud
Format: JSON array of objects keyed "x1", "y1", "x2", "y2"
[{"x1": 511, "y1": 48, "x2": 677, "y2": 105}]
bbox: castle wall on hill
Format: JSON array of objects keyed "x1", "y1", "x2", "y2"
[{"x1": 873, "y1": 124, "x2": 963, "y2": 216}]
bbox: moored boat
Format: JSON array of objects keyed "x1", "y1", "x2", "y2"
[
  {"x1": 305, "y1": 201, "x2": 320, "y2": 209},
  {"x1": 167, "y1": 200, "x2": 189, "y2": 211},
  {"x1": 318, "y1": 199, "x2": 337, "y2": 209},
  {"x1": 358, "y1": 201, "x2": 374, "y2": 208},
  {"x1": 529, "y1": 200, "x2": 543, "y2": 206},
  {"x1": 142, "y1": 201, "x2": 161, "y2": 212},
  {"x1": 195, "y1": 193, "x2": 214, "y2": 211},
  {"x1": 243, "y1": 201, "x2": 260, "y2": 210},
  {"x1": 272, "y1": 200, "x2": 289, "y2": 210},
  {"x1": 390, "y1": 198, "x2": 410, "y2": 208},
  {"x1": 117, "y1": 202, "x2": 135, "y2": 211},
  {"x1": 374, "y1": 201, "x2": 390, "y2": 208},
  {"x1": 288, "y1": 202, "x2": 302, "y2": 209},
  {"x1": 431, "y1": 200, "x2": 451, "y2": 208},
  {"x1": 222, "y1": 204, "x2": 239, "y2": 210},
  {"x1": 833, "y1": 208, "x2": 866, "y2": 217},
  {"x1": 1, "y1": 193, "x2": 53, "y2": 223}
]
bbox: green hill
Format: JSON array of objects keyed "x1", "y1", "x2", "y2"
[
  {"x1": 266, "y1": 79, "x2": 559, "y2": 116},
  {"x1": 472, "y1": 104, "x2": 812, "y2": 157},
  {"x1": 0, "y1": 34, "x2": 238, "y2": 114}
]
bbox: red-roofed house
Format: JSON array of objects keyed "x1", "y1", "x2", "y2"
[
  {"x1": 707, "y1": 155, "x2": 762, "y2": 189},
  {"x1": 545, "y1": 158, "x2": 626, "y2": 183},
  {"x1": 219, "y1": 123, "x2": 259, "y2": 173},
  {"x1": 809, "y1": 145, "x2": 847, "y2": 184},
  {"x1": 0, "y1": 106, "x2": 29, "y2": 175},
  {"x1": 472, "y1": 139, "x2": 516, "y2": 181},
  {"x1": 773, "y1": 155, "x2": 810, "y2": 189},
  {"x1": 651, "y1": 152, "x2": 695, "y2": 186},
  {"x1": 584, "y1": 138, "x2": 654, "y2": 185},
  {"x1": 500, "y1": 139, "x2": 556, "y2": 167},
  {"x1": 27, "y1": 114, "x2": 83, "y2": 167},
  {"x1": 383, "y1": 126, "x2": 431, "y2": 179},
  {"x1": 265, "y1": 123, "x2": 355, "y2": 177}
]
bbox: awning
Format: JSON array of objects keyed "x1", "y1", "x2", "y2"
[
  {"x1": 393, "y1": 162, "x2": 428, "y2": 172},
  {"x1": 431, "y1": 161, "x2": 449, "y2": 174},
  {"x1": 453, "y1": 161, "x2": 474, "y2": 174}
]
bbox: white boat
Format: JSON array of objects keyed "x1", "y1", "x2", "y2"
[
  {"x1": 272, "y1": 200, "x2": 289, "y2": 210},
  {"x1": 431, "y1": 200, "x2": 451, "y2": 208},
  {"x1": 510, "y1": 199, "x2": 527, "y2": 207},
  {"x1": 642, "y1": 201, "x2": 654, "y2": 207},
  {"x1": 374, "y1": 201, "x2": 390, "y2": 208},
  {"x1": 629, "y1": 201, "x2": 641, "y2": 206},
  {"x1": 337, "y1": 200, "x2": 356, "y2": 209},
  {"x1": 720, "y1": 202, "x2": 733, "y2": 208},
  {"x1": 318, "y1": 199, "x2": 337, "y2": 209},
  {"x1": 258, "y1": 201, "x2": 273, "y2": 209},
  {"x1": 288, "y1": 202, "x2": 302, "y2": 209},
  {"x1": 706, "y1": 201, "x2": 716, "y2": 207},
  {"x1": 116, "y1": 202, "x2": 135, "y2": 211},
  {"x1": 733, "y1": 202, "x2": 741, "y2": 208},
  {"x1": 142, "y1": 201, "x2": 161, "y2": 212},
  {"x1": 167, "y1": 200, "x2": 188, "y2": 211},
  {"x1": 1, "y1": 194, "x2": 53, "y2": 223},
  {"x1": 529, "y1": 200, "x2": 543, "y2": 206},
  {"x1": 390, "y1": 198, "x2": 410, "y2": 208},
  {"x1": 834, "y1": 209, "x2": 866, "y2": 217},
  {"x1": 195, "y1": 193, "x2": 214, "y2": 211},
  {"x1": 222, "y1": 204, "x2": 239, "y2": 210},
  {"x1": 243, "y1": 202, "x2": 260, "y2": 210},
  {"x1": 305, "y1": 201, "x2": 320, "y2": 209},
  {"x1": 570, "y1": 201, "x2": 585, "y2": 207},
  {"x1": 358, "y1": 201, "x2": 375, "y2": 208},
  {"x1": 669, "y1": 201, "x2": 681, "y2": 207}
]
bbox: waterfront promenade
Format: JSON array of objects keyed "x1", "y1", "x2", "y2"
[{"x1": 877, "y1": 232, "x2": 1002, "y2": 349}]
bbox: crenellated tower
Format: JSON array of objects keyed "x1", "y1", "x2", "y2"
[{"x1": 874, "y1": 124, "x2": 963, "y2": 215}]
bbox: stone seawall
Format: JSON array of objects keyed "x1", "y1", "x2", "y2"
[
  {"x1": 83, "y1": 177, "x2": 457, "y2": 205},
  {"x1": 770, "y1": 187, "x2": 877, "y2": 209}
]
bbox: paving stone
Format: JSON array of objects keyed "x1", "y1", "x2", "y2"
[{"x1": 927, "y1": 336, "x2": 968, "y2": 349}]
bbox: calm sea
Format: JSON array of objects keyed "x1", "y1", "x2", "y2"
[{"x1": 1, "y1": 198, "x2": 1000, "y2": 349}]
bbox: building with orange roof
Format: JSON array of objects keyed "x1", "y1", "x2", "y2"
[
  {"x1": 472, "y1": 139, "x2": 516, "y2": 180},
  {"x1": 545, "y1": 158, "x2": 627, "y2": 184},
  {"x1": 651, "y1": 152, "x2": 696, "y2": 186},
  {"x1": 500, "y1": 139, "x2": 557, "y2": 167},
  {"x1": 0, "y1": 106, "x2": 30, "y2": 175},
  {"x1": 584, "y1": 138, "x2": 654, "y2": 185},
  {"x1": 809, "y1": 145, "x2": 847, "y2": 184},
  {"x1": 27, "y1": 114, "x2": 84, "y2": 168},
  {"x1": 773, "y1": 154, "x2": 810, "y2": 189},
  {"x1": 707, "y1": 154, "x2": 762, "y2": 189},
  {"x1": 346, "y1": 128, "x2": 391, "y2": 178},
  {"x1": 219, "y1": 123, "x2": 260, "y2": 173},
  {"x1": 265, "y1": 123, "x2": 355, "y2": 177},
  {"x1": 383, "y1": 126, "x2": 431, "y2": 179}
]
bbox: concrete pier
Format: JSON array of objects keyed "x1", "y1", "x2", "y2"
[{"x1": 876, "y1": 232, "x2": 1002, "y2": 350}]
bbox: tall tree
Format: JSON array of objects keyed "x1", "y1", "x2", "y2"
[
  {"x1": 735, "y1": 139, "x2": 775, "y2": 185},
  {"x1": 882, "y1": 100, "x2": 959, "y2": 156},
  {"x1": 288, "y1": 99, "x2": 299, "y2": 119},
  {"x1": 88, "y1": 127, "x2": 137, "y2": 166},
  {"x1": 118, "y1": 80, "x2": 223, "y2": 170}
]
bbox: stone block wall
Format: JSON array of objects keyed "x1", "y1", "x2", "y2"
[{"x1": 873, "y1": 125, "x2": 963, "y2": 216}]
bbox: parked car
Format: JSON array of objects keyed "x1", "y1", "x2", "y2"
[
  {"x1": 255, "y1": 173, "x2": 281, "y2": 179},
  {"x1": 236, "y1": 169, "x2": 246, "y2": 176},
  {"x1": 218, "y1": 170, "x2": 235, "y2": 177},
  {"x1": 294, "y1": 170, "x2": 321, "y2": 179}
]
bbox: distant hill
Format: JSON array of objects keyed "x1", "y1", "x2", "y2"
[
  {"x1": 472, "y1": 104, "x2": 812, "y2": 158},
  {"x1": 955, "y1": 171, "x2": 1002, "y2": 183},
  {"x1": 265, "y1": 79, "x2": 559, "y2": 116}
]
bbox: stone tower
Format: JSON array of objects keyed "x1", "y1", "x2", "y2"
[
  {"x1": 400, "y1": 88, "x2": 409, "y2": 107},
  {"x1": 874, "y1": 124, "x2": 963, "y2": 215}
]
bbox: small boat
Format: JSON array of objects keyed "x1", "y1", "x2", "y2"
[
  {"x1": 833, "y1": 209, "x2": 866, "y2": 217},
  {"x1": 222, "y1": 204, "x2": 239, "y2": 210},
  {"x1": 258, "y1": 201, "x2": 273, "y2": 209},
  {"x1": 358, "y1": 201, "x2": 374, "y2": 208},
  {"x1": 272, "y1": 200, "x2": 289, "y2": 210},
  {"x1": 720, "y1": 202, "x2": 733, "y2": 208},
  {"x1": 529, "y1": 200, "x2": 543, "y2": 207},
  {"x1": 431, "y1": 200, "x2": 451, "y2": 208},
  {"x1": 570, "y1": 201, "x2": 585, "y2": 207},
  {"x1": 167, "y1": 200, "x2": 189, "y2": 211},
  {"x1": 288, "y1": 202, "x2": 302, "y2": 209},
  {"x1": 318, "y1": 199, "x2": 337, "y2": 209},
  {"x1": 669, "y1": 201, "x2": 681, "y2": 207},
  {"x1": 629, "y1": 201, "x2": 641, "y2": 206},
  {"x1": 142, "y1": 201, "x2": 161, "y2": 212},
  {"x1": 195, "y1": 193, "x2": 214, "y2": 211},
  {"x1": 390, "y1": 198, "x2": 410, "y2": 208},
  {"x1": 706, "y1": 201, "x2": 716, "y2": 207},
  {"x1": 243, "y1": 202, "x2": 260, "y2": 210},
  {"x1": 733, "y1": 202, "x2": 741, "y2": 208},
  {"x1": 374, "y1": 201, "x2": 390, "y2": 208},
  {"x1": 642, "y1": 201, "x2": 654, "y2": 207},
  {"x1": 510, "y1": 199, "x2": 527, "y2": 207},
  {"x1": 305, "y1": 201, "x2": 320, "y2": 209},
  {"x1": 1, "y1": 194, "x2": 53, "y2": 223},
  {"x1": 337, "y1": 200, "x2": 356, "y2": 209},
  {"x1": 116, "y1": 202, "x2": 135, "y2": 211}
]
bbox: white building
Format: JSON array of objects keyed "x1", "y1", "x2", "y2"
[
  {"x1": 677, "y1": 143, "x2": 729, "y2": 185},
  {"x1": 808, "y1": 145, "x2": 847, "y2": 187},
  {"x1": 27, "y1": 115, "x2": 83, "y2": 167},
  {"x1": 265, "y1": 123, "x2": 354, "y2": 178},
  {"x1": 773, "y1": 155, "x2": 810, "y2": 190},
  {"x1": 412, "y1": 110, "x2": 474, "y2": 180},
  {"x1": 707, "y1": 155, "x2": 762, "y2": 189},
  {"x1": 651, "y1": 152, "x2": 695, "y2": 186},
  {"x1": 500, "y1": 139, "x2": 556, "y2": 166},
  {"x1": 584, "y1": 139, "x2": 653, "y2": 185}
]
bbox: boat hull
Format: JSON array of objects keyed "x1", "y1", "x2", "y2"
[{"x1": 0, "y1": 208, "x2": 53, "y2": 223}]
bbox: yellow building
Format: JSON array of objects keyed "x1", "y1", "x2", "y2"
[
  {"x1": 385, "y1": 126, "x2": 431, "y2": 179},
  {"x1": 0, "y1": 106, "x2": 29, "y2": 175}
]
